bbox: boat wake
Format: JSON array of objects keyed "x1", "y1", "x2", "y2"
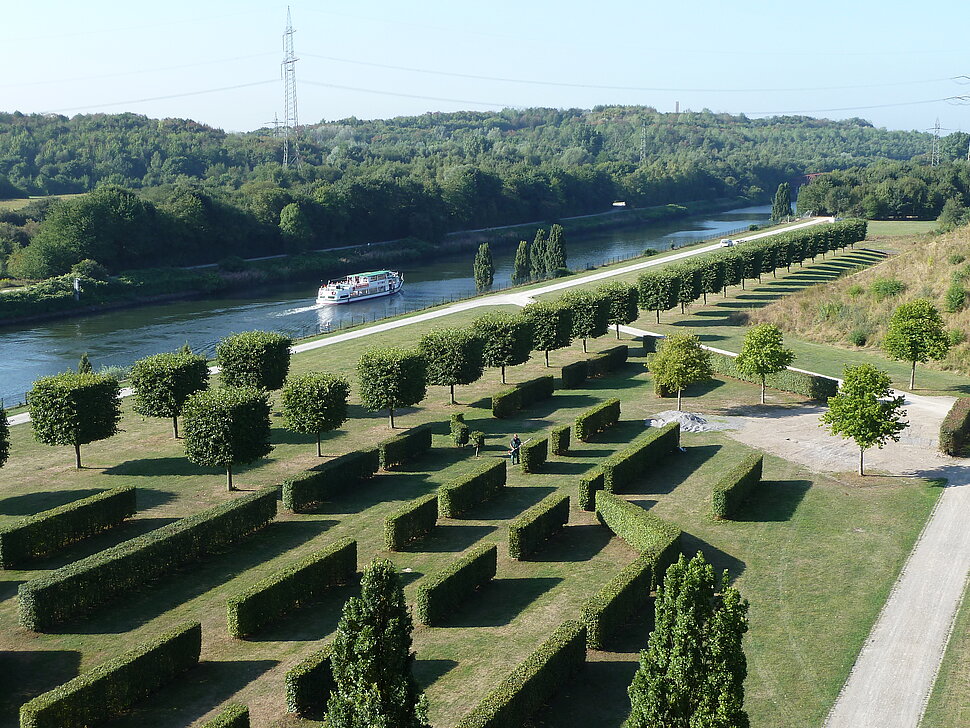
[{"x1": 276, "y1": 304, "x2": 322, "y2": 317}]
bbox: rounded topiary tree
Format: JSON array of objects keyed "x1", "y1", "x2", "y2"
[
  {"x1": 182, "y1": 386, "x2": 273, "y2": 490},
  {"x1": 523, "y1": 300, "x2": 573, "y2": 366},
  {"x1": 27, "y1": 371, "x2": 122, "y2": 469},
  {"x1": 216, "y1": 330, "x2": 292, "y2": 390},
  {"x1": 418, "y1": 328, "x2": 484, "y2": 404},
  {"x1": 598, "y1": 281, "x2": 639, "y2": 338},
  {"x1": 281, "y1": 372, "x2": 350, "y2": 456},
  {"x1": 560, "y1": 289, "x2": 610, "y2": 352},
  {"x1": 473, "y1": 311, "x2": 534, "y2": 383},
  {"x1": 637, "y1": 270, "x2": 680, "y2": 323},
  {"x1": 357, "y1": 348, "x2": 427, "y2": 428},
  {"x1": 130, "y1": 351, "x2": 210, "y2": 438}
]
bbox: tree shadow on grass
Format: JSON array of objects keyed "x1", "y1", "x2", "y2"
[
  {"x1": 312, "y1": 472, "x2": 436, "y2": 516},
  {"x1": 248, "y1": 581, "x2": 358, "y2": 643},
  {"x1": 0, "y1": 577, "x2": 23, "y2": 602},
  {"x1": 0, "y1": 650, "x2": 81, "y2": 726},
  {"x1": 528, "y1": 523, "x2": 613, "y2": 563},
  {"x1": 0, "y1": 489, "x2": 103, "y2": 516},
  {"x1": 407, "y1": 524, "x2": 497, "y2": 553},
  {"x1": 569, "y1": 448, "x2": 613, "y2": 458},
  {"x1": 527, "y1": 394, "x2": 599, "y2": 418},
  {"x1": 733, "y1": 479, "x2": 811, "y2": 522},
  {"x1": 617, "y1": 444, "x2": 722, "y2": 496},
  {"x1": 32, "y1": 517, "x2": 179, "y2": 570},
  {"x1": 414, "y1": 658, "x2": 459, "y2": 690},
  {"x1": 539, "y1": 461, "x2": 590, "y2": 476},
  {"x1": 444, "y1": 577, "x2": 562, "y2": 627},
  {"x1": 680, "y1": 534, "x2": 746, "y2": 583},
  {"x1": 588, "y1": 420, "x2": 647, "y2": 445},
  {"x1": 466, "y1": 486, "x2": 556, "y2": 521}
]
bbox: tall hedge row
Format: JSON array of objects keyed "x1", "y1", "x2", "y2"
[
  {"x1": 587, "y1": 345, "x2": 628, "y2": 377},
  {"x1": 595, "y1": 491, "x2": 681, "y2": 589},
  {"x1": 416, "y1": 543, "x2": 497, "y2": 626},
  {"x1": 284, "y1": 645, "x2": 335, "y2": 717},
  {"x1": 550, "y1": 424, "x2": 570, "y2": 455},
  {"x1": 282, "y1": 447, "x2": 380, "y2": 512},
  {"x1": 574, "y1": 398, "x2": 620, "y2": 441},
  {"x1": 578, "y1": 468, "x2": 605, "y2": 511},
  {"x1": 708, "y1": 350, "x2": 837, "y2": 400},
  {"x1": 377, "y1": 423, "x2": 433, "y2": 470},
  {"x1": 711, "y1": 453, "x2": 764, "y2": 520},
  {"x1": 508, "y1": 494, "x2": 570, "y2": 560},
  {"x1": 520, "y1": 437, "x2": 548, "y2": 474},
  {"x1": 19, "y1": 622, "x2": 202, "y2": 728},
  {"x1": 438, "y1": 460, "x2": 507, "y2": 518},
  {"x1": 560, "y1": 360, "x2": 588, "y2": 389},
  {"x1": 453, "y1": 620, "x2": 587, "y2": 728},
  {"x1": 580, "y1": 554, "x2": 652, "y2": 650},
  {"x1": 227, "y1": 538, "x2": 357, "y2": 637},
  {"x1": 18, "y1": 488, "x2": 277, "y2": 631},
  {"x1": 384, "y1": 493, "x2": 438, "y2": 551},
  {"x1": 939, "y1": 397, "x2": 970, "y2": 456},
  {"x1": 200, "y1": 704, "x2": 250, "y2": 728},
  {"x1": 602, "y1": 422, "x2": 680, "y2": 493},
  {"x1": 0, "y1": 486, "x2": 136, "y2": 568}
]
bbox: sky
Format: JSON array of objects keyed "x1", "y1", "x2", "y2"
[{"x1": 2, "y1": 0, "x2": 970, "y2": 134}]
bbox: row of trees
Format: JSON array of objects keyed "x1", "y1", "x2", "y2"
[{"x1": 474, "y1": 223, "x2": 570, "y2": 290}]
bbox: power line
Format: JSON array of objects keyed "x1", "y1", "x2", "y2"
[
  {"x1": 41, "y1": 80, "x2": 277, "y2": 115},
  {"x1": 748, "y1": 96, "x2": 970, "y2": 116},
  {"x1": 300, "y1": 80, "x2": 511, "y2": 108}
]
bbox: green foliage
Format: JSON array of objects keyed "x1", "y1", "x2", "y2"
[
  {"x1": 530, "y1": 228, "x2": 548, "y2": 280},
  {"x1": 285, "y1": 646, "x2": 335, "y2": 718},
  {"x1": 882, "y1": 298, "x2": 950, "y2": 389},
  {"x1": 357, "y1": 347, "x2": 427, "y2": 427},
  {"x1": 384, "y1": 494, "x2": 438, "y2": 551},
  {"x1": 473, "y1": 241, "x2": 494, "y2": 290},
  {"x1": 490, "y1": 386, "x2": 522, "y2": 419},
  {"x1": 491, "y1": 375, "x2": 554, "y2": 418},
  {"x1": 595, "y1": 491, "x2": 681, "y2": 588},
  {"x1": 649, "y1": 331, "x2": 713, "y2": 409},
  {"x1": 511, "y1": 240, "x2": 531, "y2": 284},
  {"x1": 560, "y1": 289, "x2": 610, "y2": 350},
  {"x1": 418, "y1": 327, "x2": 484, "y2": 403},
  {"x1": 520, "y1": 436, "x2": 548, "y2": 474},
  {"x1": 637, "y1": 269, "x2": 681, "y2": 322},
  {"x1": 938, "y1": 197, "x2": 969, "y2": 231},
  {"x1": 328, "y1": 559, "x2": 430, "y2": 728},
  {"x1": 227, "y1": 538, "x2": 357, "y2": 637},
  {"x1": 130, "y1": 351, "x2": 210, "y2": 437},
  {"x1": 453, "y1": 620, "x2": 587, "y2": 728},
  {"x1": 378, "y1": 423, "x2": 433, "y2": 470},
  {"x1": 734, "y1": 324, "x2": 796, "y2": 403},
  {"x1": 545, "y1": 223, "x2": 567, "y2": 271},
  {"x1": 578, "y1": 468, "x2": 605, "y2": 511},
  {"x1": 939, "y1": 397, "x2": 970, "y2": 456},
  {"x1": 771, "y1": 182, "x2": 792, "y2": 221},
  {"x1": 508, "y1": 493, "x2": 569, "y2": 560},
  {"x1": 550, "y1": 424, "x2": 570, "y2": 455},
  {"x1": 522, "y1": 300, "x2": 573, "y2": 364},
  {"x1": 70, "y1": 258, "x2": 109, "y2": 280},
  {"x1": 948, "y1": 253, "x2": 965, "y2": 265},
  {"x1": 18, "y1": 488, "x2": 276, "y2": 631},
  {"x1": 200, "y1": 704, "x2": 250, "y2": 728},
  {"x1": 0, "y1": 486, "x2": 136, "y2": 568},
  {"x1": 438, "y1": 460, "x2": 507, "y2": 518},
  {"x1": 18, "y1": 622, "x2": 201, "y2": 728},
  {"x1": 216, "y1": 330, "x2": 292, "y2": 390},
  {"x1": 473, "y1": 311, "x2": 533, "y2": 382},
  {"x1": 560, "y1": 359, "x2": 589, "y2": 388},
  {"x1": 707, "y1": 349, "x2": 837, "y2": 400},
  {"x1": 77, "y1": 353, "x2": 92, "y2": 373},
  {"x1": 673, "y1": 262, "x2": 703, "y2": 308},
  {"x1": 0, "y1": 412, "x2": 9, "y2": 469},
  {"x1": 944, "y1": 281, "x2": 966, "y2": 313},
  {"x1": 470, "y1": 430, "x2": 486, "y2": 454},
  {"x1": 415, "y1": 544, "x2": 497, "y2": 625},
  {"x1": 574, "y1": 398, "x2": 620, "y2": 442},
  {"x1": 869, "y1": 277, "x2": 906, "y2": 301},
  {"x1": 602, "y1": 422, "x2": 680, "y2": 494},
  {"x1": 711, "y1": 453, "x2": 764, "y2": 520},
  {"x1": 848, "y1": 328, "x2": 870, "y2": 347},
  {"x1": 581, "y1": 555, "x2": 652, "y2": 650},
  {"x1": 282, "y1": 448, "x2": 380, "y2": 512},
  {"x1": 949, "y1": 328, "x2": 967, "y2": 345},
  {"x1": 279, "y1": 202, "x2": 313, "y2": 250},
  {"x1": 281, "y1": 372, "x2": 350, "y2": 455},
  {"x1": 587, "y1": 344, "x2": 629, "y2": 377},
  {"x1": 450, "y1": 413, "x2": 470, "y2": 446}
]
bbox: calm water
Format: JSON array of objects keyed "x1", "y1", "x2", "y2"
[{"x1": 0, "y1": 205, "x2": 770, "y2": 405}]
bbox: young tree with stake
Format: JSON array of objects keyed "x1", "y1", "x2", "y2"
[
  {"x1": 882, "y1": 298, "x2": 950, "y2": 390},
  {"x1": 357, "y1": 348, "x2": 427, "y2": 427},
  {"x1": 130, "y1": 351, "x2": 210, "y2": 438},
  {"x1": 649, "y1": 332, "x2": 713, "y2": 411},
  {"x1": 473, "y1": 311, "x2": 533, "y2": 383},
  {"x1": 522, "y1": 300, "x2": 573, "y2": 366},
  {"x1": 280, "y1": 372, "x2": 350, "y2": 456},
  {"x1": 418, "y1": 327, "x2": 484, "y2": 404},
  {"x1": 734, "y1": 324, "x2": 795, "y2": 404},
  {"x1": 216, "y1": 330, "x2": 292, "y2": 390},
  {"x1": 599, "y1": 281, "x2": 639, "y2": 338}
]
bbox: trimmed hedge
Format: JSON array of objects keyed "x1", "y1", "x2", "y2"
[
  {"x1": 940, "y1": 397, "x2": 970, "y2": 456},
  {"x1": 641, "y1": 334, "x2": 662, "y2": 354},
  {"x1": 19, "y1": 621, "x2": 201, "y2": 728},
  {"x1": 491, "y1": 386, "x2": 522, "y2": 418},
  {"x1": 378, "y1": 423, "x2": 433, "y2": 470},
  {"x1": 602, "y1": 422, "x2": 680, "y2": 493},
  {"x1": 520, "y1": 437, "x2": 548, "y2": 474},
  {"x1": 227, "y1": 538, "x2": 356, "y2": 637},
  {"x1": 416, "y1": 543, "x2": 497, "y2": 625},
  {"x1": 595, "y1": 491, "x2": 681, "y2": 589},
  {"x1": 550, "y1": 424, "x2": 570, "y2": 455},
  {"x1": 574, "y1": 398, "x2": 621, "y2": 442},
  {"x1": 581, "y1": 554, "x2": 652, "y2": 649},
  {"x1": 201, "y1": 704, "x2": 250, "y2": 728},
  {"x1": 708, "y1": 350, "x2": 837, "y2": 400},
  {"x1": 384, "y1": 493, "x2": 438, "y2": 551},
  {"x1": 711, "y1": 453, "x2": 763, "y2": 520},
  {"x1": 438, "y1": 460, "x2": 507, "y2": 518},
  {"x1": 18, "y1": 488, "x2": 277, "y2": 632},
  {"x1": 588, "y1": 345, "x2": 628, "y2": 377},
  {"x1": 578, "y1": 469, "x2": 605, "y2": 511},
  {"x1": 285, "y1": 645, "x2": 335, "y2": 717},
  {"x1": 454, "y1": 620, "x2": 587, "y2": 728},
  {"x1": 491, "y1": 376, "x2": 555, "y2": 418},
  {"x1": 282, "y1": 447, "x2": 380, "y2": 512},
  {"x1": 560, "y1": 359, "x2": 588, "y2": 389},
  {"x1": 450, "y1": 413, "x2": 470, "y2": 446},
  {"x1": 508, "y1": 494, "x2": 570, "y2": 560},
  {"x1": 0, "y1": 486, "x2": 136, "y2": 568}
]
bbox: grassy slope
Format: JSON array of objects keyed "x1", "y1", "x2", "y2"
[{"x1": 921, "y1": 576, "x2": 970, "y2": 728}]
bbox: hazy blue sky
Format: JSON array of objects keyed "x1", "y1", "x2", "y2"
[{"x1": 3, "y1": 0, "x2": 969, "y2": 133}]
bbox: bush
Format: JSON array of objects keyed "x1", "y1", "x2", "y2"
[
  {"x1": 453, "y1": 620, "x2": 587, "y2": 728},
  {"x1": 282, "y1": 448, "x2": 380, "y2": 512},
  {"x1": 201, "y1": 704, "x2": 250, "y2": 728},
  {"x1": 940, "y1": 397, "x2": 970, "y2": 456},
  {"x1": 491, "y1": 386, "x2": 522, "y2": 418},
  {"x1": 708, "y1": 350, "x2": 837, "y2": 400},
  {"x1": 520, "y1": 437, "x2": 548, "y2": 474},
  {"x1": 378, "y1": 422, "x2": 433, "y2": 470},
  {"x1": 595, "y1": 491, "x2": 681, "y2": 588},
  {"x1": 641, "y1": 334, "x2": 662, "y2": 354},
  {"x1": 450, "y1": 413, "x2": 470, "y2": 446},
  {"x1": 949, "y1": 328, "x2": 967, "y2": 346},
  {"x1": 588, "y1": 345, "x2": 628, "y2": 377},
  {"x1": 550, "y1": 425, "x2": 570, "y2": 455},
  {"x1": 19, "y1": 622, "x2": 201, "y2": 728},
  {"x1": 285, "y1": 646, "x2": 335, "y2": 717},
  {"x1": 711, "y1": 453, "x2": 764, "y2": 520},
  {"x1": 574, "y1": 398, "x2": 620, "y2": 441},
  {"x1": 227, "y1": 538, "x2": 356, "y2": 637},
  {"x1": 216, "y1": 330, "x2": 292, "y2": 390},
  {"x1": 384, "y1": 493, "x2": 438, "y2": 551},
  {"x1": 950, "y1": 253, "x2": 967, "y2": 265},
  {"x1": 578, "y1": 469, "x2": 605, "y2": 511},
  {"x1": 944, "y1": 282, "x2": 967, "y2": 313},
  {"x1": 70, "y1": 259, "x2": 109, "y2": 280},
  {"x1": 18, "y1": 489, "x2": 277, "y2": 631},
  {"x1": 493, "y1": 375, "x2": 555, "y2": 418},
  {"x1": 846, "y1": 284, "x2": 865, "y2": 297},
  {"x1": 601, "y1": 423, "x2": 680, "y2": 493},
  {"x1": 508, "y1": 494, "x2": 569, "y2": 560},
  {"x1": 848, "y1": 328, "x2": 869, "y2": 347},
  {"x1": 438, "y1": 460, "x2": 507, "y2": 518},
  {"x1": 581, "y1": 555, "x2": 652, "y2": 650},
  {"x1": 0, "y1": 486, "x2": 136, "y2": 568},
  {"x1": 416, "y1": 543, "x2": 497, "y2": 625},
  {"x1": 869, "y1": 277, "x2": 906, "y2": 301},
  {"x1": 560, "y1": 359, "x2": 588, "y2": 389}
]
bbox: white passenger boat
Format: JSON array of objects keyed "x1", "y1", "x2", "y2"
[{"x1": 316, "y1": 270, "x2": 403, "y2": 305}]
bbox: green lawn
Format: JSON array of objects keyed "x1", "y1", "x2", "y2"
[
  {"x1": 921, "y1": 576, "x2": 970, "y2": 728},
  {"x1": 866, "y1": 220, "x2": 938, "y2": 237}
]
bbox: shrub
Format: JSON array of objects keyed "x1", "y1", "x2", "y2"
[
  {"x1": 285, "y1": 646, "x2": 335, "y2": 717},
  {"x1": 560, "y1": 359, "x2": 588, "y2": 388},
  {"x1": 595, "y1": 491, "x2": 681, "y2": 588},
  {"x1": 384, "y1": 493, "x2": 438, "y2": 551},
  {"x1": 450, "y1": 413, "x2": 470, "y2": 446},
  {"x1": 550, "y1": 425, "x2": 570, "y2": 455},
  {"x1": 708, "y1": 350, "x2": 837, "y2": 400},
  {"x1": 578, "y1": 469, "x2": 605, "y2": 511},
  {"x1": 641, "y1": 334, "x2": 663, "y2": 354},
  {"x1": 227, "y1": 538, "x2": 356, "y2": 637},
  {"x1": 581, "y1": 555, "x2": 652, "y2": 649},
  {"x1": 470, "y1": 430, "x2": 486, "y2": 454},
  {"x1": 282, "y1": 448, "x2": 380, "y2": 512},
  {"x1": 944, "y1": 282, "x2": 967, "y2": 313},
  {"x1": 216, "y1": 330, "x2": 292, "y2": 390},
  {"x1": 201, "y1": 704, "x2": 250, "y2": 728},
  {"x1": 950, "y1": 253, "x2": 967, "y2": 265},
  {"x1": 378, "y1": 422, "x2": 433, "y2": 470},
  {"x1": 517, "y1": 375, "x2": 555, "y2": 406},
  {"x1": 711, "y1": 453, "x2": 764, "y2": 519},
  {"x1": 520, "y1": 437, "x2": 548, "y2": 474},
  {"x1": 869, "y1": 277, "x2": 906, "y2": 301},
  {"x1": 949, "y1": 328, "x2": 967, "y2": 346},
  {"x1": 574, "y1": 398, "x2": 620, "y2": 441},
  {"x1": 453, "y1": 620, "x2": 587, "y2": 728},
  {"x1": 438, "y1": 460, "x2": 507, "y2": 518},
  {"x1": 0, "y1": 486, "x2": 136, "y2": 568},
  {"x1": 848, "y1": 328, "x2": 869, "y2": 347},
  {"x1": 846, "y1": 284, "x2": 865, "y2": 297},
  {"x1": 940, "y1": 397, "x2": 970, "y2": 456},
  {"x1": 601, "y1": 423, "x2": 680, "y2": 493},
  {"x1": 19, "y1": 622, "x2": 201, "y2": 728},
  {"x1": 415, "y1": 543, "x2": 497, "y2": 625},
  {"x1": 18, "y1": 489, "x2": 277, "y2": 631},
  {"x1": 508, "y1": 494, "x2": 569, "y2": 560},
  {"x1": 491, "y1": 386, "x2": 522, "y2": 418},
  {"x1": 588, "y1": 345, "x2": 628, "y2": 377}
]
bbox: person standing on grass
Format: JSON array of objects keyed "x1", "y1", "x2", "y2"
[{"x1": 509, "y1": 434, "x2": 522, "y2": 464}]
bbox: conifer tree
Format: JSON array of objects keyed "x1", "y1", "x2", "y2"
[
  {"x1": 545, "y1": 223, "x2": 567, "y2": 273},
  {"x1": 77, "y1": 353, "x2": 93, "y2": 374},
  {"x1": 771, "y1": 182, "x2": 792, "y2": 221},
  {"x1": 511, "y1": 240, "x2": 531, "y2": 284},
  {"x1": 530, "y1": 228, "x2": 548, "y2": 280},
  {"x1": 473, "y1": 242, "x2": 494, "y2": 290}
]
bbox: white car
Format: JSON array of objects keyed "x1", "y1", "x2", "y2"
[{"x1": 719, "y1": 238, "x2": 736, "y2": 247}]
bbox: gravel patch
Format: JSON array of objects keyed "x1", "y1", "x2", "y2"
[{"x1": 646, "y1": 410, "x2": 734, "y2": 433}]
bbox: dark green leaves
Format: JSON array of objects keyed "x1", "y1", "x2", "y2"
[{"x1": 216, "y1": 330, "x2": 292, "y2": 390}]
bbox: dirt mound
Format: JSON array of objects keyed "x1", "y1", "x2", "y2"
[{"x1": 646, "y1": 410, "x2": 729, "y2": 433}]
